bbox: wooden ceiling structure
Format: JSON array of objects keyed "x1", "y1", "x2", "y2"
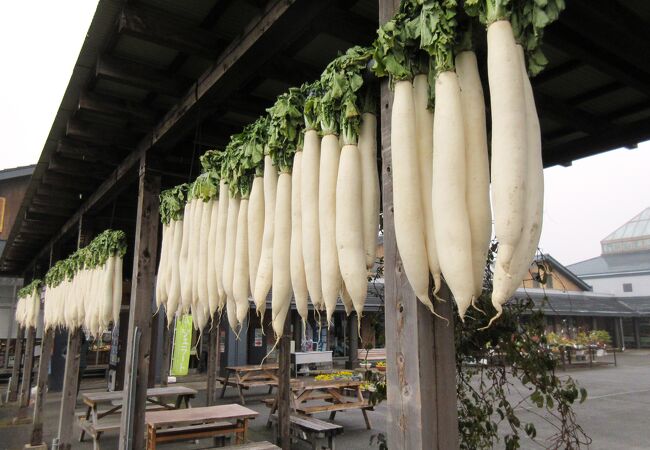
[{"x1": 1, "y1": 0, "x2": 650, "y2": 277}]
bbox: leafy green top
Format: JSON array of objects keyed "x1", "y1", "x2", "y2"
[
  {"x1": 18, "y1": 279, "x2": 42, "y2": 299},
  {"x1": 159, "y1": 183, "x2": 189, "y2": 225},
  {"x1": 267, "y1": 87, "x2": 304, "y2": 172},
  {"x1": 44, "y1": 229, "x2": 127, "y2": 288}
]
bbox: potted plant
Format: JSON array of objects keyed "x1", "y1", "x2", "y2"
[{"x1": 376, "y1": 361, "x2": 386, "y2": 372}]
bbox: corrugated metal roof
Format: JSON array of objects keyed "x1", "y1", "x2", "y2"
[
  {"x1": 567, "y1": 251, "x2": 650, "y2": 276},
  {"x1": 0, "y1": 165, "x2": 35, "y2": 181},
  {"x1": 519, "y1": 288, "x2": 647, "y2": 317}
]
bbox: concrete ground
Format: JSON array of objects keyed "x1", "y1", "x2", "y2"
[{"x1": 0, "y1": 351, "x2": 648, "y2": 449}]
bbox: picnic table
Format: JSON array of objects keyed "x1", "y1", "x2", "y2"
[
  {"x1": 145, "y1": 403, "x2": 259, "y2": 449},
  {"x1": 219, "y1": 364, "x2": 279, "y2": 404},
  {"x1": 78, "y1": 385, "x2": 197, "y2": 449},
  {"x1": 266, "y1": 378, "x2": 372, "y2": 429}
]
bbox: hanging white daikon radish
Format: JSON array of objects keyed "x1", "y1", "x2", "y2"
[
  {"x1": 272, "y1": 171, "x2": 292, "y2": 339},
  {"x1": 358, "y1": 112, "x2": 380, "y2": 270},
  {"x1": 214, "y1": 180, "x2": 230, "y2": 313},
  {"x1": 291, "y1": 149, "x2": 309, "y2": 326},
  {"x1": 248, "y1": 176, "x2": 264, "y2": 294},
  {"x1": 233, "y1": 197, "x2": 250, "y2": 329}
]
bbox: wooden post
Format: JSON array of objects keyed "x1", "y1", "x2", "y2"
[
  {"x1": 30, "y1": 327, "x2": 55, "y2": 445},
  {"x1": 4, "y1": 285, "x2": 17, "y2": 370},
  {"x1": 633, "y1": 318, "x2": 641, "y2": 349},
  {"x1": 346, "y1": 314, "x2": 359, "y2": 369},
  {"x1": 206, "y1": 318, "x2": 219, "y2": 406},
  {"x1": 119, "y1": 156, "x2": 160, "y2": 450},
  {"x1": 148, "y1": 311, "x2": 161, "y2": 387},
  {"x1": 378, "y1": 1, "x2": 459, "y2": 447},
  {"x1": 56, "y1": 328, "x2": 82, "y2": 450},
  {"x1": 277, "y1": 316, "x2": 291, "y2": 450},
  {"x1": 159, "y1": 322, "x2": 171, "y2": 387},
  {"x1": 18, "y1": 326, "x2": 36, "y2": 408},
  {"x1": 7, "y1": 325, "x2": 25, "y2": 402}
]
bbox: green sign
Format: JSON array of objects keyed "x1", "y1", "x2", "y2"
[{"x1": 170, "y1": 314, "x2": 193, "y2": 376}]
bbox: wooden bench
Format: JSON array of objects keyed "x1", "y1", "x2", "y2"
[
  {"x1": 270, "y1": 414, "x2": 343, "y2": 450},
  {"x1": 154, "y1": 421, "x2": 234, "y2": 447},
  {"x1": 358, "y1": 348, "x2": 386, "y2": 362},
  {"x1": 214, "y1": 441, "x2": 280, "y2": 449}
]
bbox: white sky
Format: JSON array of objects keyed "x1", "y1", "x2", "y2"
[{"x1": 0, "y1": 1, "x2": 648, "y2": 267}]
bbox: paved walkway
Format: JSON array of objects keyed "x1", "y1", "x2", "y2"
[{"x1": 0, "y1": 350, "x2": 648, "y2": 449}]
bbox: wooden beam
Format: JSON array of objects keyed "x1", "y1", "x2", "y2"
[
  {"x1": 56, "y1": 328, "x2": 82, "y2": 450},
  {"x1": 277, "y1": 315, "x2": 291, "y2": 449},
  {"x1": 49, "y1": 155, "x2": 112, "y2": 179},
  {"x1": 532, "y1": 60, "x2": 581, "y2": 85},
  {"x1": 346, "y1": 314, "x2": 359, "y2": 369},
  {"x1": 159, "y1": 322, "x2": 171, "y2": 387},
  {"x1": 544, "y1": 25, "x2": 650, "y2": 98},
  {"x1": 543, "y1": 118, "x2": 650, "y2": 167},
  {"x1": 41, "y1": 171, "x2": 97, "y2": 191},
  {"x1": 96, "y1": 55, "x2": 189, "y2": 97},
  {"x1": 78, "y1": 91, "x2": 158, "y2": 126},
  {"x1": 379, "y1": 1, "x2": 458, "y2": 448},
  {"x1": 119, "y1": 156, "x2": 160, "y2": 450},
  {"x1": 66, "y1": 118, "x2": 137, "y2": 148},
  {"x1": 535, "y1": 92, "x2": 611, "y2": 135},
  {"x1": 566, "y1": 81, "x2": 623, "y2": 106},
  {"x1": 30, "y1": 328, "x2": 55, "y2": 446},
  {"x1": 206, "y1": 318, "x2": 219, "y2": 405},
  {"x1": 118, "y1": 5, "x2": 230, "y2": 58},
  {"x1": 18, "y1": 0, "x2": 329, "y2": 280},
  {"x1": 18, "y1": 326, "x2": 35, "y2": 410},
  {"x1": 7, "y1": 325, "x2": 25, "y2": 402},
  {"x1": 57, "y1": 138, "x2": 122, "y2": 166}
]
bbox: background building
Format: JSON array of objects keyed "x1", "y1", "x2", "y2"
[
  {"x1": 568, "y1": 207, "x2": 650, "y2": 296},
  {"x1": 0, "y1": 165, "x2": 35, "y2": 369}
]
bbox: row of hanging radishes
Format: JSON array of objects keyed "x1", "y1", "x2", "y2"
[
  {"x1": 156, "y1": 0, "x2": 565, "y2": 339},
  {"x1": 42, "y1": 230, "x2": 126, "y2": 337}
]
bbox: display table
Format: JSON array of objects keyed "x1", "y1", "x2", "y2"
[{"x1": 291, "y1": 351, "x2": 333, "y2": 377}]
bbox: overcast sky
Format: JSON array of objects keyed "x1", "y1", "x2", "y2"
[{"x1": 1, "y1": 1, "x2": 648, "y2": 267}]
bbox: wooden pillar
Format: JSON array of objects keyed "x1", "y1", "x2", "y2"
[
  {"x1": 119, "y1": 156, "x2": 160, "y2": 450},
  {"x1": 18, "y1": 326, "x2": 36, "y2": 408},
  {"x1": 206, "y1": 318, "x2": 219, "y2": 406},
  {"x1": 633, "y1": 318, "x2": 641, "y2": 349},
  {"x1": 4, "y1": 285, "x2": 17, "y2": 369},
  {"x1": 378, "y1": 1, "x2": 459, "y2": 447},
  {"x1": 57, "y1": 328, "x2": 82, "y2": 450},
  {"x1": 277, "y1": 316, "x2": 291, "y2": 450},
  {"x1": 30, "y1": 327, "x2": 55, "y2": 445},
  {"x1": 148, "y1": 311, "x2": 161, "y2": 388},
  {"x1": 619, "y1": 317, "x2": 625, "y2": 349},
  {"x1": 7, "y1": 325, "x2": 25, "y2": 402},
  {"x1": 346, "y1": 314, "x2": 359, "y2": 369},
  {"x1": 160, "y1": 322, "x2": 172, "y2": 387}
]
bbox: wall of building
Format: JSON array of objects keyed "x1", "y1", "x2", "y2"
[
  {"x1": 0, "y1": 175, "x2": 31, "y2": 241},
  {"x1": 521, "y1": 261, "x2": 587, "y2": 292},
  {"x1": 582, "y1": 274, "x2": 650, "y2": 296}
]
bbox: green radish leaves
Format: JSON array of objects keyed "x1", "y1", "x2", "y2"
[
  {"x1": 267, "y1": 87, "x2": 304, "y2": 172},
  {"x1": 160, "y1": 183, "x2": 189, "y2": 225},
  {"x1": 419, "y1": 0, "x2": 459, "y2": 75},
  {"x1": 18, "y1": 279, "x2": 42, "y2": 299}
]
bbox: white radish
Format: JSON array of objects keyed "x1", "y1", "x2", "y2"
[
  {"x1": 432, "y1": 71, "x2": 475, "y2": 320},
  {"x1": 358, "y1": 112, "x2": 380, "y2": 270},
  {"x1": 290, "y1": 150, "x2": 308, "y2": 325},
  {"x1": 339, "y1": 284, "x2": 354, "y2": 316},
  {"x1": 413, "y1": 74, "x2": 442, "y2": 291},
  {"x1": 101, "y1": 256, "x2": 115, "y2": 329},
  {"x1": 272, "y1": 172, "x2": 292, "y2": 339},
  {"x1": 179, "y1": 199, "x2": 193, "y2": 313},
  {"x1": 155, "y1": 223, "x2": 171, "y2": 312},
  {"x1": 214, "y1": 181, "x2": 230, "y2": 312},
  {"x1": 456, "y1": 50, "x2": 492, "y2": 301},
  {"x1": 167, "y1": 219, "x2": 183, "y2": 325},
  {"x1": 113, "y1": 255, "x2": 123, "y2": 326},
  {"x1": 489, "y1": 46, "x2": 544, "y2": 324},
  {"x1": 391, "y1": 80, "x2": 434, "y2": 312},
  {"x1": 234, "y1": 197, "x2": 250, "y2": 328},
  {"x1": 248, "y1": 176, "x2": 264, "y2": 294},
  {"x1": 336, "y1": 143, "x2": 367, "y2": 320},
  {"x1": 206, "y1": 200, "x2": 219, "y2": 319},
  {"x1": 190, "y1": 199, "x2": 204, "y2": 306},
  {"x1": 488, "y1": 20, "x2": 527, "y2": 276},
  {"x1": 319, "y1": 133, "x2": 342, "y2": 323},
  {"x1": 197, "y1": 199, "x2": 212, "y2": 322},
  {"x1": 222, "y1": 194, "x2": 240, "y2": 311},
  {"x1": 253, "y1": 155, "x2": 277, "y2": 317},
  {"x1": 301, "y1": 129, "x2": 323, "y2": 310}
]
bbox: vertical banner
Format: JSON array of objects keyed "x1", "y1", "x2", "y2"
[{"x1": 170, "y1": 315, "x2": 193, "y2": 376}]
